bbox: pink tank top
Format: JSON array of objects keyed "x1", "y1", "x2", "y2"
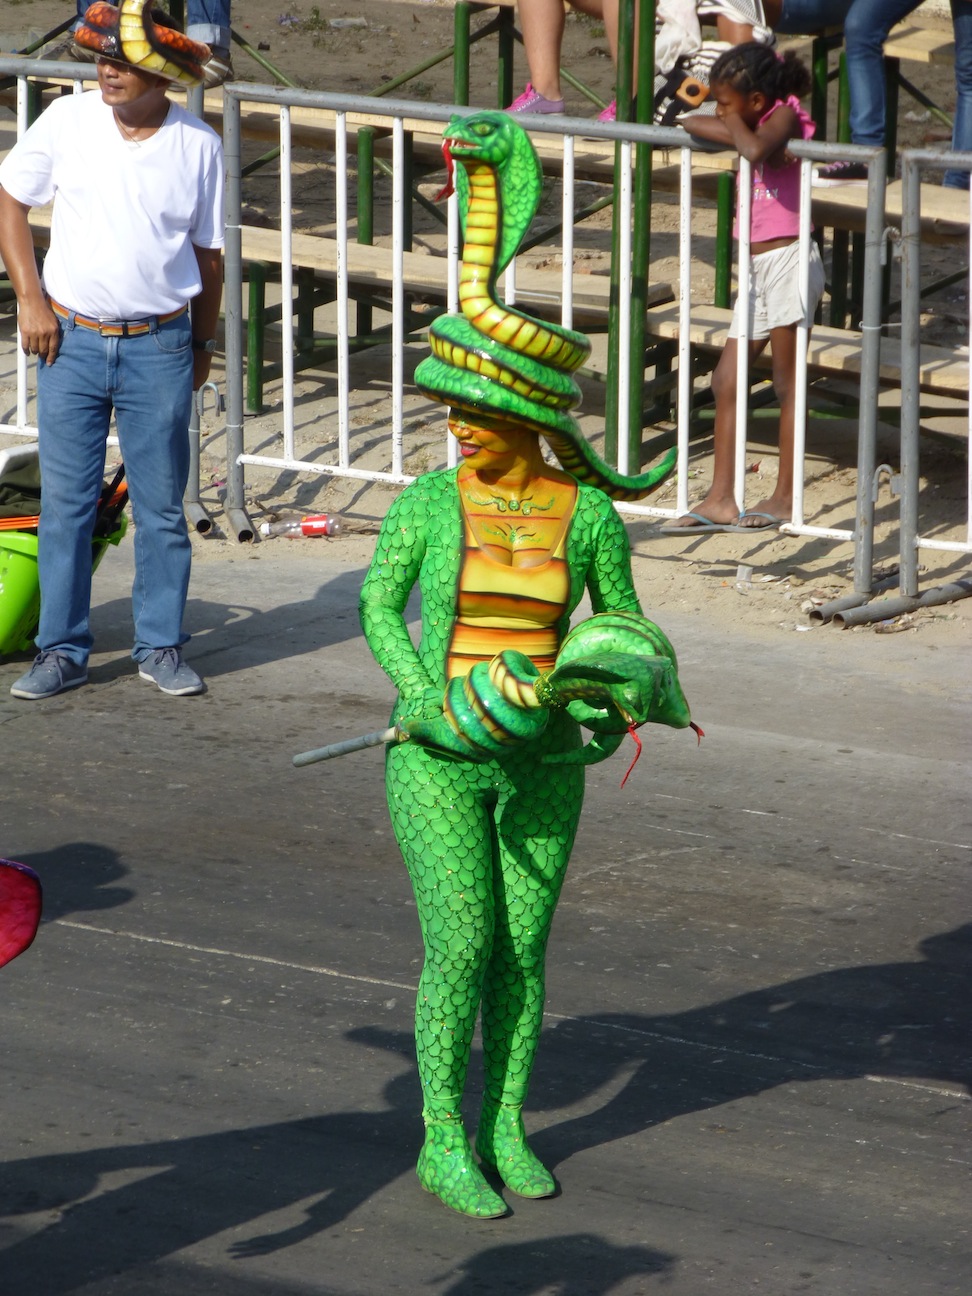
[{"x1": 733, "y1": 96, "x2": 816, "y2": 244}]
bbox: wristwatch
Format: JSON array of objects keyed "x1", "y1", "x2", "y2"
[{"x1": 192, "y1": 337, "x2": 217, "y2": 353}]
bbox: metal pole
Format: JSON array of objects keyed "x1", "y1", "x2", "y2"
[
  {"x1": 605, "y1": 0, "x2": 639, "y2": 457},
  {"x1": 852, "y1": 148, "x2": 888, "y2": 595},
  {"x1": 788, "y1": 157, "x2": 813, "y2": 528},
  {"x1": 454, "y1": 2, "x2": 471, "y2": 106},
  {"x1": 185, "y1": 384, "x2": 218, "y2": 534},
  {"x1": 714, "y1": 173, "x2": 733, "y2": 308},
  {"x1": 733, "y1": 157, "x2": 752, "y2": 513},
  {"x1": 628, "y1": 0, "x2": 656, "y2": 466},
  {"x1": 357, "y1": 127, "x2": 375, "y2": 338},
  {"x1": 496, "y1": 6, "x2": 515, "y2": 110},
  {"x1": 221, "y1": 92, "x2": 255, "y2": 542},
  {"x1": 898, "y1": 153, "x2": 922, "y2": 598}
]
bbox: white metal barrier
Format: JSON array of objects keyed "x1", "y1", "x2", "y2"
[{"x1": 1, "y1": 61, "x2": 966, "y2": 610}]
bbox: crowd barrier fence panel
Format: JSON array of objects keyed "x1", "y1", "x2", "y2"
[{"x1": 0, "y1": 61, "x2": 960, "y2": 608}]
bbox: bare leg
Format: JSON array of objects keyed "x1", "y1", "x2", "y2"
[
  {"x1": 666, "y1": 336, "x2": 769, "y2": 528},
  {"x1": 518, "y1": 0, "x2": 571, "y2": 100},
  {"x1": 737, "y1": 323, "x2": 797, "y2": 526}
]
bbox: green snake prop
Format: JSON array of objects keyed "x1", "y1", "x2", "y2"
[
  {"x1": 405, "y1": 610, "x2": 699, "y2": 771},
  {"x1": 415, "y1": 111, "x2": 677, "y2": 502},
  {"x1": 75, "y1": 0, "x2": 210, "y2": 85},
  {"x1": 354, "y1": 115, "x2": 697, "y2": 1220}
]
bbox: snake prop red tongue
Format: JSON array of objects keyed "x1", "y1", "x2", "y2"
[
  {"x1": 433, "y1": 138, "x2": 457, "y2": 202},
  {"x1": 0, "y1": 859, "x2": 42, "y2": 969}
]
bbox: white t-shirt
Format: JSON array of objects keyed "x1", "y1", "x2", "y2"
[{"x1": 0, "y1": 89, "x2": 225, "y2": 320}]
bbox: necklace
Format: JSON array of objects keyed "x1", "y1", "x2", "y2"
[{"x1": 115, "y1": 102, "x2": 169, "y2": 146}]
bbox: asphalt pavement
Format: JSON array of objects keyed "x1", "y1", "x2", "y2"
[{"x1": 0, "y1": 537, "x2": 968, "y2": 1296}]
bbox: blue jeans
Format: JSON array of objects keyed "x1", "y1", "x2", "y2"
[
  {"x1": 74, "y1": 1, "x2": 231, "y2": 49},
  {"x1": 186, "y1": 1, "x2": 232, "y2": 52},
  {"x1": 945, "y1": 2, "x2": 972, "y2": 188},
  {"x1": 777, "y1": 1, "x2": 920, "y2": 145},
  {"x1": 36, "y1": 312, "x2": 194, "y2": 666},
  {"x1": 778, "y1": 0, "x2": 972, "y2": 184}
]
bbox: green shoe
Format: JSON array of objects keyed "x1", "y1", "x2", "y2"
[
  {"x1": 417, "y1": 1122, "x2": 508, "y2": 1219},
  {"x1": 476, "y1": 1104, "x2": 556, "y2": 1199}
]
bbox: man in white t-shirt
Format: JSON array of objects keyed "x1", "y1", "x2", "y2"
[{"x1": 0, "y1": 1, "x2": 225, "y2": 699}]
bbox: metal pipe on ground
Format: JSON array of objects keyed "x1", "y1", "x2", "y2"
[
  {"x1": 832, "y1": 580, "x2": 972, "y2": 628},
  {"x1": 809, "y1": 570, "x2": 900, "y2": 623},
  {"x1": 184, "y1": 384, "x2": 218, "y2": 535}
]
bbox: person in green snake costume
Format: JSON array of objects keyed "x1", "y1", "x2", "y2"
[{"x1": 359, "y1": 112, "x2": 689, "y2": 1219}]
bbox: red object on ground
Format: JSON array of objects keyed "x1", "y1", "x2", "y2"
[{"x1": 0, "y1": 858, "x2": 42, "y2": 968}]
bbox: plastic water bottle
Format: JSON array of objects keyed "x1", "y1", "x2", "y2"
[{"x1": 259, "y1": 513, "x2": 344, "y2": 538}]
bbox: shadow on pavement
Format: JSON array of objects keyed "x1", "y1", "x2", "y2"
[
  {"x1": 80, "y1": 566, "x2": 372, "y2": 681},
  {"x1": 14, "y1": 842, "x2": 134, "y2": 923},
  {"x1": 1, "y1": 924, "x2": 967, "y2": 1293}
]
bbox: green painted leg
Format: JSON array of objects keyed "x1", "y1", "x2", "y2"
[
  {"x1": 417, "y1": 1118, "x2": 508, "y2": 1218},
  {"x1": 386, "y1": 717, "x2": 582, "y2": 1216},
  {"x1": 476, "y1": 1101, "x2": 555, "y2": 1198}
]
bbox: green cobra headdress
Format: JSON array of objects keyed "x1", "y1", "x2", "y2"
[{"x1": 414, "y1": 111, "x2": 675, "y2": 501}]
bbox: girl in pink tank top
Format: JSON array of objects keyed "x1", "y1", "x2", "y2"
[{"x1": 667, "y1": 42, "x2": 825, "y2": 534}]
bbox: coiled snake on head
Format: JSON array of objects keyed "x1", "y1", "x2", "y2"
[{"x1": 415, "y1": 110, "x2": 677, "y2": 502}]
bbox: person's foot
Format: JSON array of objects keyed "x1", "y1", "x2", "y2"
[
  {"x1": 138, "y1": 648, "x2": 206, "y2": 696},
  {"x1": 10, "y1": 651, "x2": 87, "y2": 700},
  {"x1": 417, "y1": 1122, "x2": 508, "y2": 1218},
  {"x1": 735, "y1": 510, "x2": 789, "y2": 530},
  {"x1": 735, "y1": 497, "x2": 791, "y2": 529},
  {"x1": 596, "y1": 99, "x2": 617, "y2": 123},
  {"x1": 200, "y1": 45, "x2": 234, "y2": 89},
  {"x1": 813, "y1": 159, "x2": 869, "y2": 188},
  {"x1": 506, "y1": 83, "x2": 565, "y2": 115},
  {"x1": 476, "y1": 1104, "x2": 556, "y2": 1199},
  {"x1": 659, "y1": 496, "x2": 742, "y2": 531}
]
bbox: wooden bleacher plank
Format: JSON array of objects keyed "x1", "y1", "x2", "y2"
[
  {"x1": 642, "y1": 301, "x2": 970, "y2": 397},
  {"x1": 884, "y1": 21, "x2": 955, "y2": 65},
  {"x1": 809, "y1": 177, "x2": 970, "y2": 245},
  {"x1": 23, "y1": 206, "x2": 669, "y2": 332},
  {"x1": 239, "y1": 223, "x2": 672, "y2": 328}
]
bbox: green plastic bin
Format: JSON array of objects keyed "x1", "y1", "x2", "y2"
[{"x1": 0, "y1": 516, "x2": 128, "y2": 657}]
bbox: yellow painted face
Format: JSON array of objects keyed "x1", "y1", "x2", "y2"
[{"x1": 447, "y1": 412, "x2": 536, "y2": 470}]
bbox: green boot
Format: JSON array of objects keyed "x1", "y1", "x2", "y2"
[
  {"x1": 417, "y1": 1120, "x2": 508, "y2": 1218},
  {"x1": 476, "y1": 1102, "x2": 555, "y2": 1199}
]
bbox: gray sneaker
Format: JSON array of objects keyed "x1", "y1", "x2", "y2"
[
  {"x1": 10, "y1": 651, "x2": 88, "y2": 700},
  {"x1": 138, "y1": 648, "x2": 206, "y2": 696}
]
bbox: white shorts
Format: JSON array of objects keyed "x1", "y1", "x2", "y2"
[{"x1": 728, "y1": 240, "x2": 826, "y2": 341}]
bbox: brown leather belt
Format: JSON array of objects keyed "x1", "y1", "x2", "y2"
[{"x1": 50, "y1": 299, "x2": 187, "y2": 337}]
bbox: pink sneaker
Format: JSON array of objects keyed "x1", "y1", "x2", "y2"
[
  {"x1": 506, "y1": 83, "x2": 565, "y2": 115},
  {"x1": 596, "y1": 100, "x2": 617, "y2": 123}
]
